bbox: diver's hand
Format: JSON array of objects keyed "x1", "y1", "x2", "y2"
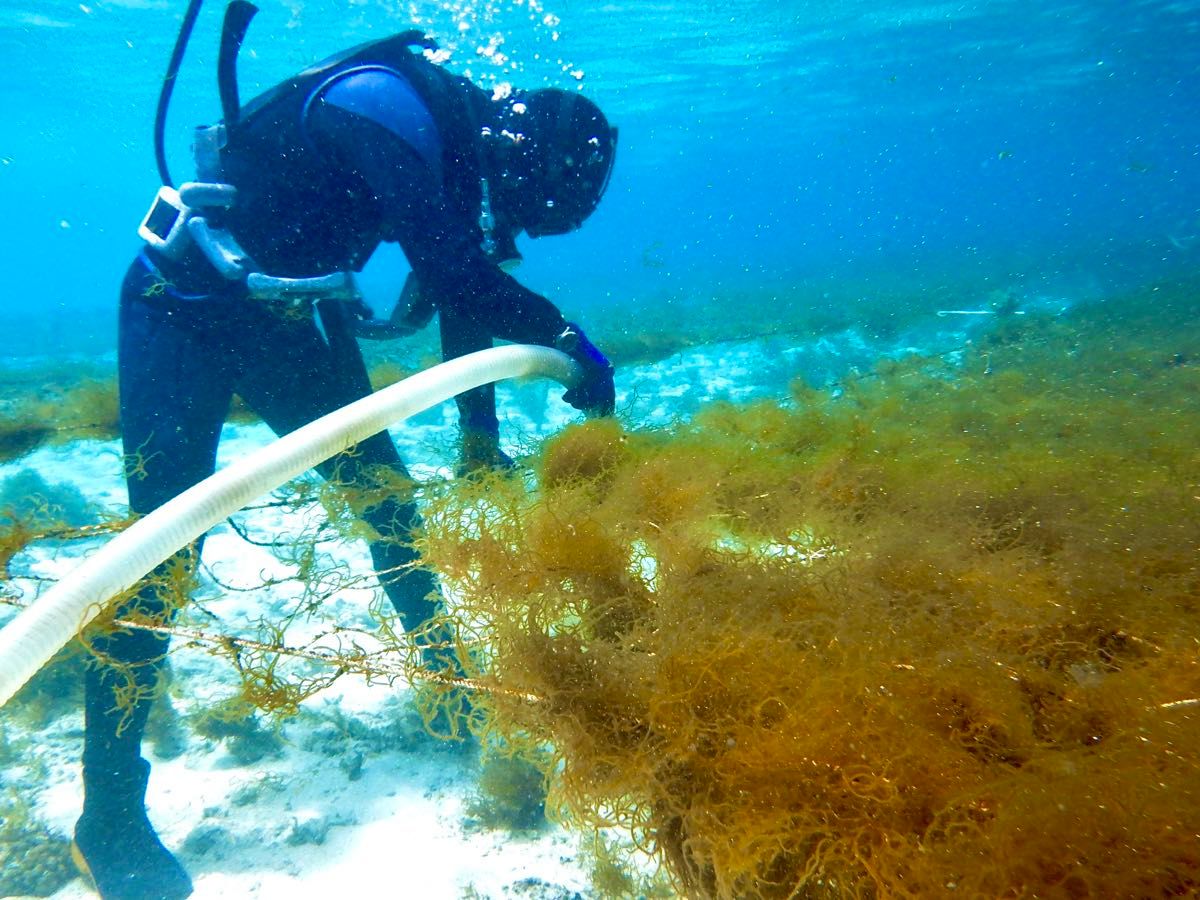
[
  {"x1": 563, "y1": 364, "x2": 616, "y2": 418},
  {"x1": 456, "y1": 429, "x2": 518, "y2": 478},
  {"x1": 351, "y1": 275, "x2": 436, "y2": 340},
  {"x1": 355, "y1": 319, "x2": 420, "y2": 340},
  {"x1": 347, "y1": 297, "x2": 389, "y2": 340},
  {"x1": 351, "y1": 298, "x2": 423, "y2": 341},
  {"x1": 556, "y1": 322, "x2": 616, "y2": 417}
]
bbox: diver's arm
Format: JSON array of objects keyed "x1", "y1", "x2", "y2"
[
  {"x1": 307, "y1": 98, "x2": 613, "y2": 414},
  {"x1": 306, "y1": 101, "x2": 568, "y2": 345},
  {"x1": 388, "y1": 189, "x2": 614, "y2": 416},
  {"x1": 353, "y1": 272, "x2": 434, "y2": 340},
  {"x1": 392, "y1": 195, "x2": 567, "y2": 346}
]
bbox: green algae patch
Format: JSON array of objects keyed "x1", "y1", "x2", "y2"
[
  {"x1": 0, "y1": 376, "x2": 119, "y2": 462},
  {"x1": 0, "y1": 796, "x2": 75, "y2": 898},
  {"x1": 464, "y1": 749, "x2": 550, "y2": 834},
  {"x1": 417, "y1": 287, "x2": 1200, "y2": 898}
]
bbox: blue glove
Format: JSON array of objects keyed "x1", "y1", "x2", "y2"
[{"x1": 556, "y1": 322, "x2": 615, "y2": 417}]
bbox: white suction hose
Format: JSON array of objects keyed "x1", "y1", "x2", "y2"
[{"x1": 0, "y1": 344, "x2": 580, "y2": 707}]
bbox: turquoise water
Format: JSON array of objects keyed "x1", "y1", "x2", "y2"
[{"x1": 1, "y1": 0, "x2": 1197, "y2": 355}]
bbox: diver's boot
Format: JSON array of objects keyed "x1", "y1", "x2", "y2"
[{"x1": 72, "y1": 758, "x2": 193, "y2": 900}]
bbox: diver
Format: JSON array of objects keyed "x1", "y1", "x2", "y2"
[{"x1": 74, "y1": 15, "x2": 618, "y2": 900}]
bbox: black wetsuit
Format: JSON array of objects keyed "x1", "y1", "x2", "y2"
[{"x1": 80, "y1": 36, "x2": 578, "y2": 900}]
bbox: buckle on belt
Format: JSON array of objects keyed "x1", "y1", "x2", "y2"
[
  {"x1": 137, "y1": 182, "x2": 249, "y2": 282},
  {"x1": 136, "y1": 186, "x2": 191, "y2": 259},
  {"x1": 245, "y1": 272, "x2": 359, "y2": 303},
  {"x1": 137, "y1": 182, "x2": 359, "y2": 303}
]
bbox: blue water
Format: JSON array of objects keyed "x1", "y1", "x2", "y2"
[{"x1": 1, "y1": 0, "x2": 1198, "y2": 356}]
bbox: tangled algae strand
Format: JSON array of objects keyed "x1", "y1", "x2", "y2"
[{"x1": 417, "y1": 286, "x2": 1200, "y2": 899}]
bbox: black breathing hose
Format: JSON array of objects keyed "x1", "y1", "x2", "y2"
[{"x1": 153, "y1": 0, "x2": 206, "y2": 188}]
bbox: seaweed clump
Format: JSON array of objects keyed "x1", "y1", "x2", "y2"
[
  {"x1": 0, "y1": 794, "x2": 76, "y2": 897},
  {"x1": 190, "y1": 700, "x2": 285, "y2": 765},
  {"x1": 417, "y1": 285, "x2": 1200, "y2": 899},
  {"x1": 0, "y1": 377, "x2": 119, "y2": 462},
  {"x1": 464, "y1": 750, "x2": 549, "y2": 834}
]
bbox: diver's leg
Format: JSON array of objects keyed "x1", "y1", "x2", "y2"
[
  {"x1": 439, "y1": 306, "x2": 514, "y2": 474},
  {"x1": 233, "y1": 300, "x2": 440, "y2": 632},
  {"x1": 323, "y1": 434, "x2": 446, "y2": 640},
  {"x1": 75, "y1": 261, "x2": 232, "y2": 900}
]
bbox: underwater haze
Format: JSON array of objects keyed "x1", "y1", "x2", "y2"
[{"x1": 1, "y1": 0, "x2": 1198, "y2": 356}]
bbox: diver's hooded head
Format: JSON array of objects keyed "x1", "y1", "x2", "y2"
[{"x1": 490, "y1": 88, "x2": 617, "y2": 238}]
